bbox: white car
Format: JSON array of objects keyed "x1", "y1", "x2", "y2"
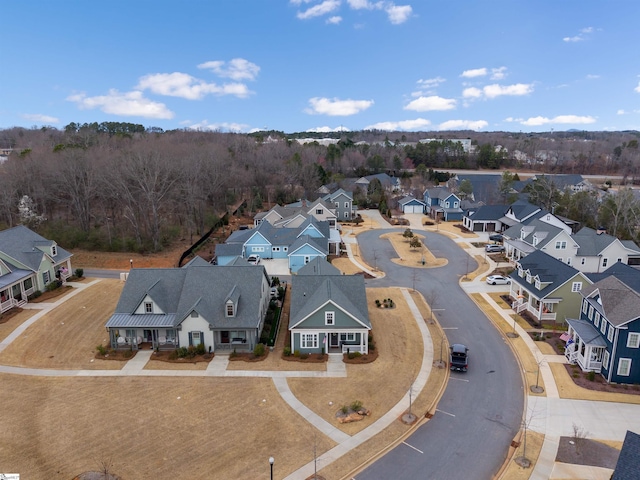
[
  {"x1": 247, "y1": 254, "x2": 261, "y2": 265},
  {"x1": 486, "y1": 275, "x2": 510, "y2": 285}
]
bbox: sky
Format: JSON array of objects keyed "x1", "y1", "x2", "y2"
[{"x1": 2, "y1": 0, "x2": 640, "y2": 134}]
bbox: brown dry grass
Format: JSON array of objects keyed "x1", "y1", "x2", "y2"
[
  {"x1": 471, "y1": 294, "x2": 545, "y2": 397},
  {"x1": 550, "y1": 363, "x2": 640, "y2": 404},
  {"x1": 331, "y1": 257, "x2": 367, "y2": 275},
  {"x1": 0, "y1": 308, "x2": 37, "y2": 342},
  {"x1": 288, "y1": 287, "x2": 423, "y2": 435},
  {"x1": 461, "y1": 254, "x2": 491, "y2": 282},
  {"x1": 487, "y1": 292, "x2": 511, "y2": 308},
  {"x1": 380, "y1": 232, "x2": 448, "y2": 268},
  {"x1": 499, "y1": 431, "x2": 545, "y2": 480},
  {"x1": 535, "y1": 341, "x2": 558, "y2": 355},
  {"x1": 70, "y1": 242, "x2": 193, "y2": 269},
  {"x1": 0, "y1": 280, "x2": 126, "y2": 370},
  {"x1": 357, "y1": 214, "x2": 383, "y2": 230},
  {"x1": 0, "y1": 374, "x2": 335, "y2": 480},
  {"x1": 422, "y1": 221, "x2": 478, "y2": 239}
]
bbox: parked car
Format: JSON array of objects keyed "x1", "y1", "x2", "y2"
[
  {"x1": 450, "y1": 344, "x2": 469, "y2": 372},
  {"x1": 270, "y1": 287, "x2": 278, "y2": 299},
  {"x1": 247, "y1": 254, "x2": 261, "y2": 265},
  {"x1": 485, "y1": 244, "x2": 505, "y2": 253},
  {"x1": 489, "y1": 233, "x2": 503, "y2": 242},
  {"x1": 486, "y1": 275, "x2": 511, "y2": 285}
]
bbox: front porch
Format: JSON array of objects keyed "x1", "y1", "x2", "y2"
[
  {"x1": 325, "y1": 331, "x2": 368, "y2": 355},
  {"x1": 0, "y1": 274, "x2": 36, "y2": 313},
  {"x1": 109, "y1": 328, "x2": 179, "y2": 351},
  {"x1": 564, "y1": 318, "x2": 607, "y2": 372},
  {"x1": 509, "y1": 287, "x2": 558, "y2": 324}
]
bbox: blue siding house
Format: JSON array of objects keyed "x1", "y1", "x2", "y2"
[
  {"x1": 423, "y1": 186, "x2": 463, "y2": 221},
  {"x1": 566, "y1": 272, "x2": 640, "y2": 384}
]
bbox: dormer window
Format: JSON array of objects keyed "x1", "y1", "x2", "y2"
[
  {"x1": 533, "y1": 236, "x2": 539, "y2": 246},
  {"x1": 316, "y1": 208, "x2": 323, "y2": 215},
  {"x1": 535, "y1": 279, "x2": 541, "y2": 289},
  {"x1": 521, "y1": 230, "x2": 526, "y2": 240},
  {"x1": 144, "y1": 302, "x2": 153, "y2": 313},
  {"x1": 226, "y1": 302, "x2": 235, "y2": 317},
  {"x1": 51, "y1": 245, "x2": 57, "y2": 256},
  {"x1": 526, "y1": 273, "x2": 532, "y2": 283},
  {"x1": 518, "y1": 267, "x2": 524, "y2": 277},
  {"x1": 325, "y1": 311, "x2": 335, "y2": 325}
]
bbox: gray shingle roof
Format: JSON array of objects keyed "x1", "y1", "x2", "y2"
[
  {"x1": 511, "y1": 250, "x2": 584, "y2": 297},
  {"x1": 586, "y1": 261, "x2": 640, "y2": 292},
  {"x1": 503, "y1": 218, "x2": 565, "y2": 248},
  {"x1": 0, "y1": 225, "x2": 72, "y2": 271},
  {"x1": 297, "y1": 257, "x2": 341, "y2": 276},
  {"x1": 107, "y1": 265, "x2": 268, "y2": 330},
  {"x1": 290, "y1": 275, "x2": 371, "y2": 329},
  {"x1": 466, "y1": 204, "x2": 509, "y2": 221},
  {"x1": 612, "y1": 430, "x2": 640, "y2": 480},
  {"x1": 582, "y1": 275, "x2": 640, "y2": 327}
]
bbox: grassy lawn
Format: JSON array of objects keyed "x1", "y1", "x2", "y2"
[
  {"x1": 550, "y1": 363, "x2": 640, "y2": 404},
  {"x1": 0, "y1": 308, "x2": 37, "y2": 342}
]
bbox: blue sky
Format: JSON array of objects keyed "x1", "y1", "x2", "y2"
[{"x1": 2, "y1": 0, "x2": 640, "y2": 134}]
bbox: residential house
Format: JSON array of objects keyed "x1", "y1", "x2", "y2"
[
  {"x1": 254, "y1": 198, "x2": 338, "y2": 230},
  {"x1": 448, "y1": 174, "x2": 503, "y2": 205},
  {"x1": 398, "y1": 196, "x2": 426, "y2": 214},
  {"x1": 105, "y1": 262, "x2": 271, "y2": 353},
  {"x1": 0, "y1": 225, "x2": 73, "y2": 313},
  {"x1": 612, "y1": 431, "x2": 640, "y2": 479},
  {"x1": 509, "y1": 250, "x2": 592, "y2": 326},
  {"x1": 565, "y1": 270, "x2": 640, "y2": 384},
  {"x1": 529, "y1": 174, "x2": 592, "y2": 193},
  {"x1": 462, "y1": 204, "x2": 510, "y2": 232},
  {"x1": 322, "y1": 188, "x2": 356, "y2": 221},
  {"x1": 571, "y1": 227, "x2": 640, "y2": 271},
  {"x1": 289, "y1": 258, "x2": 371, "y2": 354},
  {"x1": 216, "y1": 217, "x2": 331, "y2": 272},
  {"x1": 503, "y1": 217, "x2": 574, "y2": 263},
  {"x1": 423, "y1": 186, "x2": 463, "y2": 221}
]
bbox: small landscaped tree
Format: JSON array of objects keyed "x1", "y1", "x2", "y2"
[
  {"x1": 403, "y1": 228, "x2": 414, "y2": 241},
  {"x1": 409, "y1": 237, "x2": 422, "y2": 250}
]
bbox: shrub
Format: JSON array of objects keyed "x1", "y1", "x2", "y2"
[
  {"x1": 230, "y1": 349, "x2": 237, "y2": 359},
  {"x1": 28, "y1": 290, "x2": 42, "y2": 300},
  {"x1": 350, "y1": 400, "x2": 363, "y2": 411},
  {"x1": 96, "y1": 344, "x2": 107, "y2": 356},
  {"x1": 348, "y1": 351, "x2": 362, "y2": 359},
  {"x1": 369, "y1": 343, "x2": 375, "y2": 351},
  {"x1": 293, "y1": 349, "x2": 301, "y2": 358},
  {"x1": 253, "y1": 343, "x2": 265, "y2": 357},
  {"x1": 572, "y1": 373, "x2": 579, "y2": 378},
  {"x1": 196, "y1": 342, "x2": 206, "y2": 355},
  {"x1": 46, "y1": 281, "x2": 61, "y2": 292},
  {"x1": 168, "y1": 350, "x2": 179, "y2": 360},
  {"x1": 74, "y1": 268, "x2": 84, "y2": 278},
  {"x1": 375, "y1": 299, "x2": 381, "y2": 308},
  {"x1": 123, "y1": 349, "x2": 133, "y2": 359},
  {"x1": 177, "y1": 347, "x2": 189, "y2": 358},
  {"x1": 283, "y1": 346, "x2": 291, "y2": 356},
  {"x1": 341, "y1": 405, "x2": 349, "y2": 414},
  {"x1": 587, "y1": 371, "x2": 595, "y2": 381},
  {"x1": 187, "y1": 345, "x2": 197, "y2": 358},
  {"x1": 299, "y1": 353, "x2": 309, "y2": 360}
]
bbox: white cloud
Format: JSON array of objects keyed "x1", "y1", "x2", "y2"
[
  {"x1": 326, "y1": 15, "x2": 342, "y2": 23},
  {"x1": 462, "y1": 87, "x2": 482, "y2": 99},
  {"x1": 483, "y1": 83, "x2": 533, "y2": 98},
  {"x1": 491, "y1": 67, "x2": 507, "y2": 80},
  {"x1": 386, "y1": 5, "x2": 412, "y2": 24},
  {"x1": 586, "y1": 74, "x2": 600, "y2": 80},
  {"x1": 197, "y1": 58, "x2": 260, "y2": 81},
  {"x1": 461, "y1": 68, "x2": 487, "y2": 78},
  {"x1": 520, "y1": 115, "x2": 596, "y2": 126},
  {"x1": 296, "y1": 0, "x2": 340, "y2": 19},
  {"x1": 22, "y1": 113, "x2": 59, "y2": 124},
  {"x1": 347, "y1": 0, "x2": 373, "y2": 8},
  {"x1": 306, "y1": 97, "x2": 374, "y2": 116},
  {"x1": 437, "y1": 119, "x2": 488, "y2": 131},
  {"x1": 66, "y1": 90, "x2": 174, "y2": 119},
  {"x1": 364, "y1": 118, "x2": 431, "y2": 131},
  {"x1": 306, "y1": 125, "x2": 351, "y2": 132},
  {"x1": 563, "y1": 26, "x2": 595, "y2": 42},
  {"x1": 635, "y1": 81, "x2": 640, "y2": 93},
  {"x1": 137, "y1": 72, "x2": 251, "y2": 99},
  {"x1": 404, "y1": 95, "x2": 456, "y2": 112},
  {"x1": 186, "y1": 120, "x2": 249, "y2": 132},
  {"x1": 417, "y1": 77, "x2": 445, "y2": 88}
]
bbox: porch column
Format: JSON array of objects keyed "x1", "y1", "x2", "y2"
[{"x1": 364, "y1": 332, "x2": 368, "y2": 353}]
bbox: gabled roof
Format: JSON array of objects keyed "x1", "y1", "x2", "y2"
[
  {"x1": 424, "y1": 186, "x2": 455, "y2": 200},
  {"x1": 504, "y1": 218, "x2": 566, "y2": 249},
  {"x1": 288, "y1": 235, "x2": 328, "y2": 255},
  {"x1": 297, "y1": 257, "x2": 341, "y2": 276},
  {"x1": 507, "y1": 200, "x2": 541, "y2": 221},
  {"x1": 531, "y1": 174, "x2": 586, "y2": 190},
  {"x1": 289, "y1": 275, "x2": 371, "y2": 329},
  {"x1": 323, "y1": 188, "x2": 352, "y2": 202},
  {"x1": 0, "y1": 225, "x2": 72, "y2": 271},
  {"x1": 612, "y1": 430, "x2": 640, "y2": 480},
  {"x1": 586, "y1": 261, "x2": 640, "y2": 292},
  {"x1": 511, "y1": 250, "x2": 586, "y2": 298},
  {"x1": 107, "y1": 265, "x2": 268, "y2": 330},
  {"x1": 182, "y1": 256, "x2": 211, "y2": 268},
  {"x1": 399, "y1": 196, "x2": 426, "y2": 206},
  {"x1": 573, "y1": 227, "x2": 640, "y2": 256},
  {"x1": 582, "y1": 275, "x2": 640, "y2": 327},
  {"x1": 465, "y1": 204, "x2": 509, "y2": 221}
]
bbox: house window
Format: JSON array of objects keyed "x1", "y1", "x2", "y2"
[
  {"x1": 594, "y1": 312, "x2": 600, "y2": 328},
  {"x1": 43, "y1": 271, "x2": 50, "y2": 285},
  {"x1": 190, "y1": 311, "x2": 198, "y2": 318},
  {"x1": 145, "y1": 302, "x2": 153, "y2": 313},
  {"x1": 588, "y1": 305, "x2": 593, "y2": 320},
  {"x1": 535, "y1": 279, "x2": 541, "y2": 289},
  {"x1": 526, "y1": 274, "x2": 532, "y2": 283},
  {"x1": 335, "y1": 202, "x2": 339, "y2": 208},
  {"x1": 52, "y1": 245, "x2": 57, "y2": 256},
  {"x1": 533, "y1": 237, "x2": 539, "y2": 246},
  {"x1": 272, "y1": 246, "x2": 280, "y2": 252},
  {"x1": 231, "y1": 331, "x2": 246, "y2": 343},
  {"x1": 325, "y1": 311, "x2": 335, "y2": 325},
  {"x1": 340, "y1": 333, "x2": 356, "y2": 342},
  {"x1": 627, "y1": 333, "x2": 640, "y2": 348},
  {"x1": 165, "y1": 329, "x2": 176, "y2": 343},
  {"x1": 581, "y1": 258, "x2": 585, "y2": 265},
  {"x1": 283, "y1": 247, "x2": 288, "y2": 252},
  {"x1": 555, "y1": 241, "x2": 567, "y2": 250},
  {"x1": 301, "y1": 333, "x2": 318, "y2": 349},
  {"x1": 572, "y1": 282, "x2": 582, "y2": 292},
  {"x1": 607, "y1": 324, "x2": 615, "y2": 342},
  {"x1": 617, "y1": 358, "x2": 632, "y2": 376},
  {"x1": 344, "y1": 212, "x2": 349, "y2": 219},
  {"x1": 344, "y1": 202, "x2": 349, "y2": 208},
  {"x1": 518, "y1": 268, "x2": 524, "y2": 277},
  {"x1": 126, "y1": 329, "x2": 136, "y2": 343},
  {"x1": 602, "y1": 258, "x2": 608, "y2": 268},
  {"x1": 445, "y1": 201, "x2": 450, "y2": 208},
  {"x1": 304, "y1": 256, "x2": 311, "y2": 264},
  {"x1": 316, "y1": 208, "x2": 323, "y2": 215},
  {"x1": 253, "y1": 247, "x2": 265, "y2": 252},
  {"x1": 617, "y1": 258, "x2": 622, "y2": 264},
  {"x1": 24, "y1": 277, "x2": 33, "y2": 291},
  {"x1": 454, "y1": 202, "x2": 459, "y2": 208},
  {"x1": 603, "y1": 350, "x2": 610, "y2": 370},
  {"x1": 226, "y1": 303, "x2": 234, "y2": 317},
  {"x1": 582, "y1": 299, "x2": 588, "y2": 314},
  {"x1": 600, "y1": 319, "x2": 607, "y2": 335}
]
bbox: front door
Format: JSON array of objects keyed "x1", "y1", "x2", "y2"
[
  {"x1": 330, "y1": 333, "x2": 339, "y2": 348},
  {"x1": 143, "y1": 329, "x2": 152, "y2": 342}
]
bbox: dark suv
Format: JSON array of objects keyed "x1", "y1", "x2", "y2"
[
  {"x1": 450, "y1": 344, "x2": 469, "y2": 372},
  {"x1": 489, "y1": 233, "x2": 503, "y2": 242}
]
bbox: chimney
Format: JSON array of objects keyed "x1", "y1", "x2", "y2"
[{"x1": 596, "y1": 226, "x2": 607, "y2": 235}]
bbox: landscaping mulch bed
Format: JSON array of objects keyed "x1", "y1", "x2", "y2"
[
  {"x1": 555, "y1": 436, "x2": 620, "y2": 468},
  {"x1": 151, "y1": 350, "x2": 214, "y2": 363},
  {"x1": 281, "y1": 353, "x2": 327, "y2": 363},
  {"x1": 563, "y1": 363, "x2": 640, "y2": 395},
  {"x1": 342, "y1": 350, "x2": 378, "y2": 364},
  {"x1": 228, "y1": 349, "x2": 269, "y2": 362},
  {"x1": 530, "y1": 332, "x2": 566, "y2": 355},
  {"x1": 94, "y1": 350, "x2": 138, "y2": 361},
  {"x1": 0, "y1": 307, "x2": 23, "y2": 324},
  {"x1": 30, "y1": 285, "x2": 74, "y2": 303}
]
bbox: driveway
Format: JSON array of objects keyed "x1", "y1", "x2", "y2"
[{"x1": 354, "y1": 228, "x2": 524, "y2": 480}]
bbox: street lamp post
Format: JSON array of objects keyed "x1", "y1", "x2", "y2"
[
  {"x1": 269, "y1": 456, "x2": 274, "y2": 480},
  {"x1": 129, "y1": 259, "x2": 133, "y2": 269}
]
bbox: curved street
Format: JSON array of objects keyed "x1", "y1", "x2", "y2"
[{"x1": 355, "y1": 226, "x2": 524, "y2": 479}]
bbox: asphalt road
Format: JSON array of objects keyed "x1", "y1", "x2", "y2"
[{"x1": 356, "y1": 229, "x2": 524, "y2": 480}]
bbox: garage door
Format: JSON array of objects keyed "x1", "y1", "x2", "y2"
[{"x1": 404, "y1": 205, "x2": 421, "y2": 213}]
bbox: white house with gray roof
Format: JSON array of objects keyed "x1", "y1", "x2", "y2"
[
  {"x1": 105, "y1": 263, "x2": 271, "y2": 352},
  {"x1": 289, "y1": 260, "x2": 371, "y2": 355},
  {"x1": 0, "y1": 225, "x2": 73, "y2": 313}
]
